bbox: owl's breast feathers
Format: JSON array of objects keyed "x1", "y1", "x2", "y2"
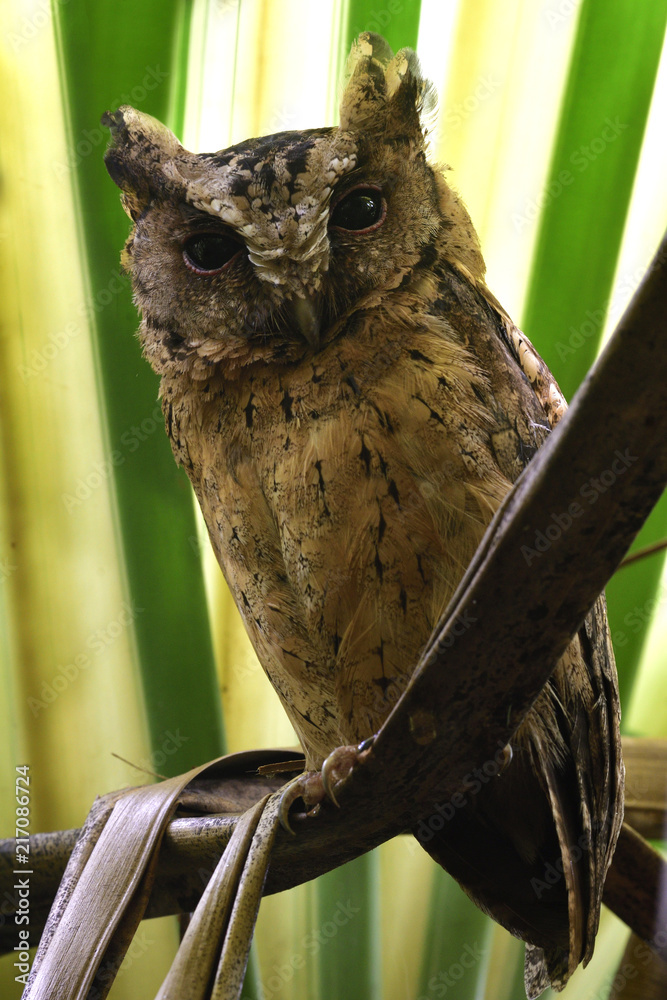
[{"x1": 161, "y1": 263, "x2": 545, "y2": 754}]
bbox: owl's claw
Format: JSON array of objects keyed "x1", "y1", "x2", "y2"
[
  {"x1": 278, "y1": 771, "x2": 325, "y2": 835},
  {"x1": 320, "y1": 743, "x2": 366, "y2": 806},
  {"x1": 278, "y1": 738, "x2": 375, "y2": 834}
]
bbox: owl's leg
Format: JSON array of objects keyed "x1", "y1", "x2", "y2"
[{"x1": 279, "y1": 738, "x2": 375, "y2": 834}]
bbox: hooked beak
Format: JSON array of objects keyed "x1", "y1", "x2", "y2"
[{"x1": 285, "y1": 291, "x2": 321, "y2": 350}]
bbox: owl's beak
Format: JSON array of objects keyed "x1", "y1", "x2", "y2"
[{"x1": 286, "y1": 292, "x2": 321, "y2": 350}]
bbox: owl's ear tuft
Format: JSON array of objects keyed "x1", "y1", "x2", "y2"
[
  {"x1": 340, "y1": 32, "x2": 437, "y2": 146},
  {"x1": 388, "y1": 46, "x2": 439, "y2": 140},
  {"x1": 102, "y1": 106, "x2": 184, "y2": 221}
]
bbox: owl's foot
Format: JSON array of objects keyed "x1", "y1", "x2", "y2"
[
  {"x1": 277, "y1": 771, "x2": 326, "y2": 835},
  {"x1": 278, "y1": 738, "x2": 375, "y2": 834}
]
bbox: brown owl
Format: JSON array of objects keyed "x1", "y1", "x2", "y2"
[{"x1": 103, "y1": 33, "x2": 623, "y2": 997}]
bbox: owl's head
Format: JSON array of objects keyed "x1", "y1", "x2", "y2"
[{"x1": 103, "y1": 32, "x2": 483, "y2": 374}]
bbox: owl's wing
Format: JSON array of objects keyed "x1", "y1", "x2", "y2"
[
  {"x1": 456, "y1": 260, "x2": 567, "y2": 431},
  {"x1": 473, "y1": 277, "x2": 625, "y2": 972},
  {"x1": 479, "y1": 273, "x2": 624, "y2": 992},
  {"x1": 478, "y1": 273, "x2": 624, "y2": 985},
  {"x1": 415, "y1": 263, "x2": 624, "y2": 995},
  {"x1": 520, "y1": 594, "x2": 624, "y2": 995}
]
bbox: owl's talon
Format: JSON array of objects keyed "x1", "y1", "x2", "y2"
[
  {"x1": 278, "y1": 770, "x2": 326, "y2": 834},
  {"x1": 498, "y1": 742, "x2": 513, "y2": 773},
  {"x1": 278, "y1": 741, "x2": 374, "y2": 831},
  {"x1": 320, "y1": 740, "x2": 374, "y2": 807},
  {"x1": 278, "y1": 787, "x2": 298, "y2": 836},
  {"x1": 321, "y1": 756, "x2": 342, "y2": 807}
]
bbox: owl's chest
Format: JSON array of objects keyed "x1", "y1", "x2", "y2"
[
  {"x1": 164, "y1": 321, "x2": 519, "y2": 757},
  {"x1": 191, "y1": 350, "x2": 456, "y2": 597},
  {"x1": 173, "y1": 324, "x2": 508, "y2": 633}
]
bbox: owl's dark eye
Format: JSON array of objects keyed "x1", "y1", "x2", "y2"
[
  {"x1": 182, "y1": 233, "x2": 241, "y2": 274},
  {"x1": 330, "y1": 186, "x2": 385, "y2": 233}
]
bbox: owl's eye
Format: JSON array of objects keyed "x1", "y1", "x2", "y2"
[
  {"x1": 330, "y1": 186, "x2": 385, "y2": 233},
  {"x1": 182, "y1": 233, "x2": 241, "y2": 274}
]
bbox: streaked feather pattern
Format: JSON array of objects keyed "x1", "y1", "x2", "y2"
[{"x1": 103, "y1": 31, "x2": 623, "y2": 996}]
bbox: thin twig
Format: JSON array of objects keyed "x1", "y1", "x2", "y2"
[{"x1": 617, "y1": 538, "x2": 667, "y2": 570}]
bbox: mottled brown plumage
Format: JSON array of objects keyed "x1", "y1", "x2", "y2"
[{"x1": 103, "y1": 33, "x2": 623, "y2": 996}]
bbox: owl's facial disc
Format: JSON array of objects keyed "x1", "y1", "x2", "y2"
[
  {"x1": 103, "y1": 51, "x2": 448, "y2": 367},
  {"x1": 185, "y1": 129, "x2": 359, "y2": 295},
  {"x1": 182, "y1": 131, "x2": 388, "y2": 351}
]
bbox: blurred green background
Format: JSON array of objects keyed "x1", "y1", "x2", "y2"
[{"x1": 1, "y1": 1, "x2": 666, "y2": 997}]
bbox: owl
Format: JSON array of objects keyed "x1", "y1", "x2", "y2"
[{"x1": 103, "y1": 33, "x2": 623, "y2": 997}]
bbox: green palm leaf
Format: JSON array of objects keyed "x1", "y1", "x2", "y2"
[{"x1": 0, "y1": 2, "x2": 665, "y2": 998}]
